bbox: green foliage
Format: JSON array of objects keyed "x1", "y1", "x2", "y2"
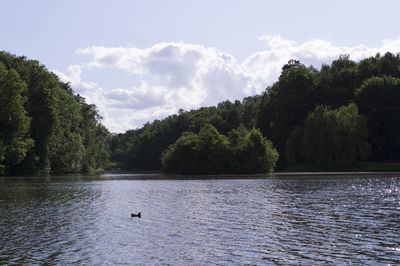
[
  {"x1": 257, "y1": 53, "x2": 400, "y2": 169},
  {"x1": 49, "y1": 85, "x2": 84, "y2": 173},
  {"x1": 112, "y1": 97, "x2": 262, "y2": 171},
  {"x1": 0, "y1": 63, "x2": 34, "y2": 170},
  {"x1": 315, "y1": 55, "x2": 359, "y2": 109},
  {"x1": 356, "y1": 75, "x2": 400, "y2": 160},
  {"x1": 286, "y1": 104, "x2": 371, "y2": 168},
  {"x1": 113, "y1": 52, "x2": 400, "y2": 172},
  {"x1": 0, "y1": 51, "x2": 109, "y2": 175},
  {"x1": 50, "y1": 132, "x2": 85, "y2": 173},
  {"x1": 256, "y1": 63, "x2": 317, "y2": 167},
  {"x1": 6, "y1": 50, "x2": 399, "y2": 174},
  {"x1": 232, "y1": 128, "x2": 279, "y2": 173},
  {"x1": 161, "y1": 132, "x2": 200, "y2": 174},
  {"x1": 78, "y1": 98, "x2": 110, "y2": 173},
  {"x1": 161, "y1": 124, "x2": 278, "y2": 174},
  {"x1": 284, "y1": 126, "x2": 304, "y2": 165}
]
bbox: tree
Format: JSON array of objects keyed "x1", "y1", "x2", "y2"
[
  {"x1": 282, "y1": 59, "x2": 301, "y2": 71},
  {"x1": 78, "y1": 98, "x2": 110, "y2": 172},
  {"x1": 286, "y1": 104, "x2": 371, "y2": 168},
  {"x1": 17, "y1": 60, "x2": 58, "y2": 173},
  {"x1": 256, "y1": 61, "x2": 317, "y2": 167},
  {"x1": 113, "y1": 53, "x2": 400, "y2": 172},
  {"x1": 49, "y1": 85, "x2": 85, "y2": 173},
  {"x1": 161, "y1": 124, "x2": 278, "y2": 174},
  {"x1": 161, "y1": 132, "x2": 200, "y2": 174},
  {"x1": 195, "y1": 124, "x2": 230, "y2": 174},
  {"x1": 315, "y1": 55, "x2": 359, "y2": 109},
  {"x1": 285, "y1": 125, "x2": 304, "y2": 165},
  {"x1": 234, "y1": 128, "x2": 279, "y2": 173},
  {"x1": 355, "y1": 76, "x2": 400, "y2": 160},
  {"x1": 0, "y1": 63, "x2": 34, "y2": 173},
  {"x1": 0, "y1": 51, "x2": 110, "y2": 175}
]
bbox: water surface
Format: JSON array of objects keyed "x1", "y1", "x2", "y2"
[{"x1": 1, "y1": 173, "x2": 400, "y2": 264}]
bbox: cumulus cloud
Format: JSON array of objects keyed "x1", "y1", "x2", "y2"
[
  {"x1": 55, "y1": 36, "x2": 400, "y2": 132},
  {"x1": 53, "y1": 65, "x2": 97, "y2": 93},
  {"x1": 105, "y1": 82, "x2": 167, "y2": 110}
]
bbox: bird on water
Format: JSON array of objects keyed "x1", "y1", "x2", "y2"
[{"x1": 131, "y1": 212, "x2": 141, "y2": 218}]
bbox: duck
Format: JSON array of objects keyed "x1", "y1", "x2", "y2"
[{"x1": 131, "y1": 212, "x2": 141, "y2": 218}]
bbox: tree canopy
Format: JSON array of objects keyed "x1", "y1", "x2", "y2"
[
  {"x1": 2, "y1": 50, "x2": 400, "y2": 175},
  {"x1": 161, "y1": 124, "x2": 278, "y2": 174},
  {"x1": 355, "y1": 75, "x2": 400, "y2": 160},
  {"x1": 285, "y1": 104, "x2": 371, "y2": 168},
  {"x1": 111, "y1": 52, "x2": 400, "y2": 172},
  {"x1": 0, "y1": 51, "x2": 110, "y2": 175}
]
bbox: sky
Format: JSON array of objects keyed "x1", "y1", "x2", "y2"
[{"x1": 1, "y1": 0, "x2": 400, "y2": 133}]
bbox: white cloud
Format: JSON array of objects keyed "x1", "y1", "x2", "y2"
[
  {"x1": 53, "y1": 65, "x2": 97, "y2": 93},
  {"x1": 105, "y1": 82, "x2": 167, "y2": 110},
  {"x1": 55, "y1": 36, "x2": 400, "y2": 133}
]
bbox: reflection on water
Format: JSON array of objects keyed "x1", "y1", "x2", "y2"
[{"x1": 1, "y1": 174, "x2": 400, "y2": 264}]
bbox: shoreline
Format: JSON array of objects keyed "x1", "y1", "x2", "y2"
[
  {"x1": 100, "y1": 171, "x2": 400, "y2": 180},
  {"x1": 1, "y1": 170, "x2": 399, "y2": 182}
]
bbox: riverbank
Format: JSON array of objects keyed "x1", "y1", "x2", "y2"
[
  {"x1": 283, "y1": 161, "x2": 400, "y2": 172},
  {"x1": 2, "y1": 161, "x2": 400, "y2": 180},
  {"x1": 98, "y1": 161, "x2": 400, "y2": 179},
  {"x1": 99, "y1": 170, "x2": 400, "y2": 180}
]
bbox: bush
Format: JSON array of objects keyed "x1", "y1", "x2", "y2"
[{"x1": 161, "y1": 124, "x2": 279, "y2": 174}]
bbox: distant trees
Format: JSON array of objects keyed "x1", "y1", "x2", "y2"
[
  {"x1": 315, "y1": 54, "x2": 359, "y2": 109},
  {"x1": 256, "y1": 52, "x2": 400, "y2": 169},
  {"x1": 228, "y1": 127, "x2": 279, "y2": 174},
  {"x1": 111, "y1": 98, "x2": 260, "y2": 171},
  {"x1": 0, "y1": 51, "x2": 109, "y2": 175},
  {"x1": 285, "y1": 104, "x2": 370, "y2": 168},
  {"x1": 256, "y1": 62, "x2": 317, "y2": 166},
  {"x1": 6, "y1": 51, "x2": 400, "y2": 175},
  {"x1": 161, "y1": 124, "x2": 278, "y2": 174},
  {"x1": 356, "y1": 75, "x2": 400, "y2": 160},
  {"x1": 110, "y1": 52, "x2": 400, "y2": 172}
]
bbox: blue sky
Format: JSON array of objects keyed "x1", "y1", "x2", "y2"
[{"x1": 2, "y1": 0, "x2": 400, "y2": 132}]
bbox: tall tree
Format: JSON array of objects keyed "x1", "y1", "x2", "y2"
[
  {"x1": 0, "y1": 51, "x2": 110, "y2": 175},
  {"x1": 0, "y1": 63, "x2": 34, "y2": 173},
  {"x1": 315, "y1": 54, "x2": 359, "y2": 109},
  {"x1": 19, "y1": 61, "x2": 58, "y2": 173},
  {"x1": 356, "y1": 76, "x2": 400, "y2": 160},
  {"x1": 49, "y1": 85, "x2": 85, "y2": 173},
  {"x1": 257, "y1": 61, "x2": 317, "y2": 167},
  {"x1": 286, "y1": 104, "x2": 370, "y2": 168},
  {"x1": 78, "y1": 97, "x2": 110, "y2": 172}
]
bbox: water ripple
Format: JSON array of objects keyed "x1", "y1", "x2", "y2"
[{"x1": 1, "y1": 176, "x2": 400, "y2": 264}]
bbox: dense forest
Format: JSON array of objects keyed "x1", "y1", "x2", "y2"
[
  {"x1": 1, "y1": 51, "x2": 399, "y2": 175},
  {"x1": 0, "y1": 51, "x2": 109, "y2": 175},
  {"x1": 110, "y1": 53, "x2": 400, "y2": 172}
]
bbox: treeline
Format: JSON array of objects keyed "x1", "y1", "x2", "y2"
[
  {"x1": 110, "y1": 97, "x2": 261, "y2": 171},
  {"x1": 111, "y1": 52, "x2": 400, "y2": 172},
  {"x1": 3, "y1": 51, "x2": 397, "y2": 175},
  {"x1": 0, "y1": 51, "x2": 109, "y2": 175}
]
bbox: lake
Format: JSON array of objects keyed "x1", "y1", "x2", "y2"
[{"x1": 1, "y1": 173, "x2": 400, "y2": 264}]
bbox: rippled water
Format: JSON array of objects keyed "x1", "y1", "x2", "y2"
[{"x1": 1, "y1": 174, "x2": 400, "y2": 264}]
